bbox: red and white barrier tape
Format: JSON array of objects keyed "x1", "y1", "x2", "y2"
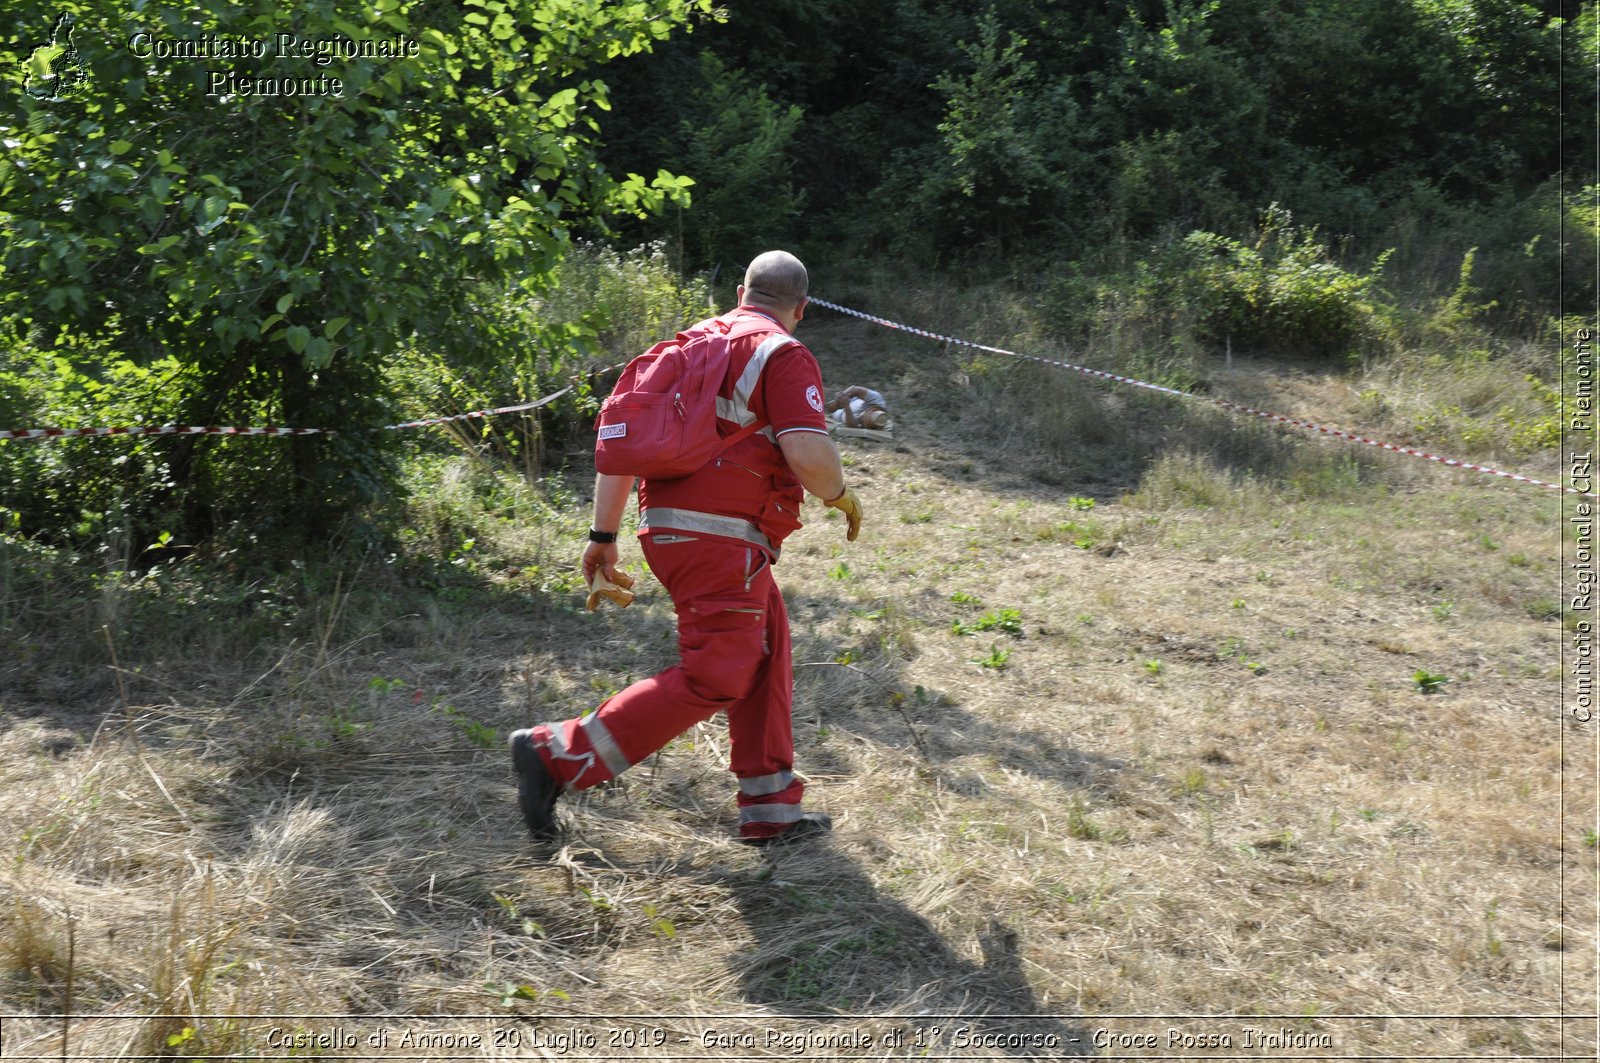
[
  {"x1": 811, "y1": 296, "x2": 1595, "y2": 500},
  {"x1": 2, "y1": 384, "x2": 577, "y2": 441},
  {"x1": 382, "y1": 387, "x2": 572, "y2": 431},
  {"x1": 3, "y1": 424, "x2": 327, "y2": 440}
]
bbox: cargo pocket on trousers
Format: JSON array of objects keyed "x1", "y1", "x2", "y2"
[
  {"x1": 687, "y1": 597, "x2": 768, "y2": 652},
  {"x1": 681, "y1": 596, "x2": 769, "y2": 701},
  {"x1": 686, "y1": 597, "x2": 766, "y2": 636}
]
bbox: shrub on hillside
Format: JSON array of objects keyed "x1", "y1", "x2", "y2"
[
  {"x1": 386, "y1": 242, "x2": 715, "y2": 472},
  {"x1": 0, "y1": 244, "x2": 714, "y2": 557},
  {"x1": 1173, "y1": 207, "x2": 1394, "y2": 359},
  {"x1": 0, "y1": 340, "x2": 224, "y2": 547}
]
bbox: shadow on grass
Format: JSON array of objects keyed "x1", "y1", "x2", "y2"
[
  {"x1": 783, "y1": 592, "x2": 1126, "y2": 795},
  {"x1": 715, "y1": 837, "x2": 1095, "y2": 1059}
]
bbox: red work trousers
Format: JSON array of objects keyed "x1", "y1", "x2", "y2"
[{"x1": 528, "y1": 533, "x2": 805, "y2": 839}]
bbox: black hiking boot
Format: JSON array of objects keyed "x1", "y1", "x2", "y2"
[
  {"x1": 739, "y1": 811, "x2": 833, "y2": 848},
  {"x1": 510, "y1": 729, "x2": 560, "y2": 840}
]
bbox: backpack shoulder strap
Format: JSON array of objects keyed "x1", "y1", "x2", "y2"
[{"x1": 713, "y1": 415, "x2": 769, "y2": 455}]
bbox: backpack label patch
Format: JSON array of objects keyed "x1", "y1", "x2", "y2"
[{"x1": 598, "y1": 423, "x2": 628, "y2": 440}]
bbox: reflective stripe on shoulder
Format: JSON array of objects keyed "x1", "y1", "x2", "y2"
[
  {"x1": 717, "y1": 332, "x2": 796, "y2": 427},
  {"x1": 640, "y1": 507, "x2": 773, "y2": 552}
]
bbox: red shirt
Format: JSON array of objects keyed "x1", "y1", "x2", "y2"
[{"x1": 638, "y1": 306, "x2": 828, "y2": 555}]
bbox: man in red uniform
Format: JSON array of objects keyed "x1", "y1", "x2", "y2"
[{"x1": 511, "y1": 250, "x2": 864, "y2": 846}]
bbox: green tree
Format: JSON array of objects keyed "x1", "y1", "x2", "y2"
[
  {"x1": 664, "y1": 51, "x2": 805, "y2": 271},
  {"x1": 0, "y1": 0, "x2": 708, "y2": 545},
  {"x1": 599, "y1": 0, "x2": 1588, "y2": 268},
  {"x1": 923, "y1": 15, "x2": 1059, "y2": 252}
]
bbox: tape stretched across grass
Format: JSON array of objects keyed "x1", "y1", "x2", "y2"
[
  {"x1": 0, "y1": 385, "x2": 583, "y2": 441},
  {"x1": 5, "y1": 304, "x2": 1588, "y2": 505},
  {"x1": 809, "y1": 297, "x2": 1593, "y2": 501}
]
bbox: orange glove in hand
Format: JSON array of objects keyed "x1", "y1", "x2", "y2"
[
  {"x1": 823, "y1": 487, "x2": 863, "y2": 542},
  {"x1": 585, "y1": 567, "x2": 636, "y2": 611}
]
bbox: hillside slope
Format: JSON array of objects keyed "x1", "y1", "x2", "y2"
[{"x1": 0, "y1": 313, "x2": 1590, "y2": 1060}]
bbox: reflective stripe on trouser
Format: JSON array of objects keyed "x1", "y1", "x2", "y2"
[
  {"x1": 736, "y1": 770, "x2": 804, "y2": 837},
  {"x1": 528, "y1": 710, "x2": 629, "y2": 791},
  {"x1": 527, "y1": 535, "x2": 803, "y2": 833},
  {"x1": 637, "y1": 507, "x2": 772, "y2": 552}
]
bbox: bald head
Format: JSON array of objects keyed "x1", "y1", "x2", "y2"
[{"x1": 742, "y1": 250, "x2": 809, "y2": 313}]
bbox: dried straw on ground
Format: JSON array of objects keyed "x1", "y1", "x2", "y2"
[{"x1": 1, "y1": 314, "x2": 1591, "y2": 1060}]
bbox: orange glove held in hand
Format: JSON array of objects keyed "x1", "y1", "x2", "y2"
[
  {"x1": 585, "y1": 568, "x2": 636, "y2": 611},
  {"x1": 823, "y1": 487, "x2": 863, "y2": 542}
]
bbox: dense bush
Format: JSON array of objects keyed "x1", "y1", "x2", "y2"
[
  {"x1": 664, "y1": 53, "x2": 806, "y2": 270},
  {"x1": 1171, "y1": 209, "x2": 1395, "y2": 358},
  {"x1": 1, "y1": 0, "x2": 708, "y2": 548},
  {"x1": 387, "y1": 243, "x2": 717, "y2": 472},
  {"x1": 1034, "y1": 207, "x2": 1395, "y2": 369},
  {"x1": 1, "y1": 241, "x2": 715, "y2": 558}
]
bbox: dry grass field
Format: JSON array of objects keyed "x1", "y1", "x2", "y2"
[{"x1": 0, "y1": 311, "x2": 1594, "y2": 1060}]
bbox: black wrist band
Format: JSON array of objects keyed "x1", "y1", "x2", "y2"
[{"x1": 588, "y1": 528, "x2": 618, "y2": 544}]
